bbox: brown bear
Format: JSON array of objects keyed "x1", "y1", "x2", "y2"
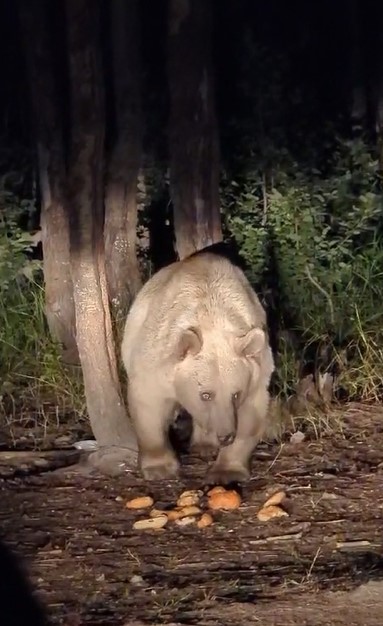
[{"x1": 121, "y1": 250, "x2": 275, "y2": 484}]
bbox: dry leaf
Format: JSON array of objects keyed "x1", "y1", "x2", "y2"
[
  {"x1": 318, "y1": 372, "x2": 334, "y2": 404},
  {"x1": 290, "y1": 431, "x2": 305, "y2": 444}
]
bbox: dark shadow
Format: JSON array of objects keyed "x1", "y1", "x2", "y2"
[
  {"x1": 188, "y1": 238, "x2": 249, "y2": 273},
  {"x1": 0, "y1": 537, "x2": 50, "y2": 626},
  {"x1": 147, "y1": 190, "x2": 177, "y2": 272},
  {"x1": 169, "y1": 410, "x2": 193, "y2": 455}
]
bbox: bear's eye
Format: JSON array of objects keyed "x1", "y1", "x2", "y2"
[
  {"x1": 232, "y1": 391, "x2": 241, "y2": 403},
  {"x1": 200, "y1": 391, "x2": 214, "y2": 401}
]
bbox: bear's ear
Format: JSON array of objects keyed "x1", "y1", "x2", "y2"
[
  {"x1": 235, "y1": 327, "x2": 265, "y2": 359},
  {"x1": 177, "y1": 327, "x2": 203, "y2": 359}
]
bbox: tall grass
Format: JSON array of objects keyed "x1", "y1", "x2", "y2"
[{"x1": 0, "y1": 278, "x2": 86, "y2": 430}]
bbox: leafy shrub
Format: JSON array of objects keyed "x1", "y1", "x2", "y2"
[
  {"x1": 222, "y1": 137, "x2": 383, "y2": 401},
  {"x1": 0, "y1": 179, "x2": 85, "y2": 425},
  {"x1": 0, "y1": 177, "x2": 40, "y2": 292}
]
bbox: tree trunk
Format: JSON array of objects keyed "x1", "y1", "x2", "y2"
[
  {"x1": 17, "y1": 0, "x2": 77, "y2": 361},
  {"x1": 65, "y1": 0, "x2": 137, "y2": 449},
  {"x1": 345, "y1": 0, "x2": 367, "y2": 134},
  {"x1": 104, "y1": 0, "x2": 143, "y2": 317},
  {"x1": 167, "y1": 0, "x2": 223, "y2": 260},
  {"x1": 373, "y1": 2, "x2": 383, "y2": 172}
]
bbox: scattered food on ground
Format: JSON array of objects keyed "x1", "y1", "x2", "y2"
[
  {"x1": 125, "y1": 495, "x2": 154, "y2": 509},
  {"x1": 257, "y1": 489, "x2": 289, "y2": 522},
  {"x1": 132, "y1": 515, "x2": 168, "y2": 530},
  {"x1": 125, "y1": 484, "x2": 248, "y2": 530},
  {"x1": 150, "y1": 507, "x2": 169, "y2": 518},
  {"x1": 207, "y1": 485, "x2": 227, "y2": 496},
  {"x1": 1, "y1": 404, "x2": 383, "y2": 625},
  {"x1": 176, "y1": 489, "x2": 202, "y2": 507},
  {"x1": 263, "y1": 490, "x2": 287, "y2": 508},
  {"x1": 207, "y1": 487, "x2": 242, "y2": 510},
  {"x1": 175, "y1": 515, "x2": 196, "y2": 526},
  {"x1": 197, "y1": 512, "x2": 214, "y2": 528},
  {"x1": 257, "y1": 504, "x2": 289, "y2": 522}
]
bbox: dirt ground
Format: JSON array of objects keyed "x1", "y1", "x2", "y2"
[{"x1": 1, "y1": 402, "x2": 383, "y2": 626}]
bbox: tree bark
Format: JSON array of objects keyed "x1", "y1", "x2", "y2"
[
  {"x1": 104, "y1": 0, "x2": 143, "y2": 317},
  {"x1": 167, "y1": 0, "x2": 223, "y2": 260},
  {"x1": 373, "y1": 1, "x2": 383, "y2": 172},
  {"x1": 17, "y1": 0, "x2": 77, "y2": 360},
  {"x1": 65, "y1": 0, "x2": 137, "y2": 449},
  {"x1": 347, "y1": 0, "x2": 368, "y2": 134}
]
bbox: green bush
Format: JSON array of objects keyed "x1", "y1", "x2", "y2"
[
  {"x1": 0, "y1": 180, "x2": 85, "y2": 425},
  {"x1": 222, "y1": 137, "x2": 383, "y2": 401},
  {"x1": 0, "y1": 180, "x2": 40, "y2": 291}
]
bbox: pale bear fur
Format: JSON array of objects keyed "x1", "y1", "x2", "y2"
[{"x1": 121, "y1": 251, "x2": 275, "y2": 484}]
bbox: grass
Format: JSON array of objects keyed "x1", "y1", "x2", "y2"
[
  {"x1": 0, "y1": 278, "x2": 87, "y2": 437},
  {"x1": 273, "y1": 302, "x2": 383, "y2": 411}
]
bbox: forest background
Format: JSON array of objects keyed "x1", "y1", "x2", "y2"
[{"x1": 0, "y1": 0, "x2": 382, "y2": 449}]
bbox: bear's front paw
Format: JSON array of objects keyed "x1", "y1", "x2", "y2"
[
  {"x1": 206, "y1": 464, "x2": 250, "y2": 486},
  {"x1": 140, "y1": 451, "x2": 180, "y2": 481}
]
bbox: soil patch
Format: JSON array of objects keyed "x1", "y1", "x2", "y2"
[{"x1": 0, "y1": 403, "x2": 383, "y2": 625}]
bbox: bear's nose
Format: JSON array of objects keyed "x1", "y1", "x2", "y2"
[{"x1": 218, "y1": 432, "x2": 235, "y2": 446}]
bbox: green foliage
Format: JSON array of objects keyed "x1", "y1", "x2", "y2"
[
  {"x1": 221, "y1": 174, "x2": 269, "y2": 284},
  {"x1": 270, "y1": 139, "x2": 383, "y2": 338},
  {"x1": 1, "y1": 21, "x2": 382, "y2": 437},
  {"x1": 0, "y1": 182, "x2": 85, "y2": 425},
  {"x1": 0, "y1": 176, "x2": 41, "y2": 292},
  {"x1": 222, "y1": 137, "x2": 383, "y2": 401}
]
